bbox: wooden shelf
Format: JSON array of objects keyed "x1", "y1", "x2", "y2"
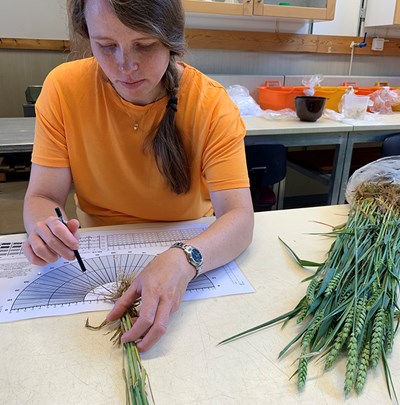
[{"x1": 1, "y1": 30, "x2": 400, "y2": 56}]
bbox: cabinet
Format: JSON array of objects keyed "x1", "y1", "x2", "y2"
[
  {"x1": 364, "y1": 0, "x2": 400, "y2": 27},
  {"x1": 183, "y1": 0, "x2": 336, "y2": 20}
]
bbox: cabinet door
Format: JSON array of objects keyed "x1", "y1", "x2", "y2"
[
  {"x1": 253, "y1": 0, "x2": 336, "y2": 20},
  {"x1": 182, "y1": 0, "x2": 253, "y2": 16},
  {"x1": 364, "y1": 0, "x2": 400, "y2": 27}
]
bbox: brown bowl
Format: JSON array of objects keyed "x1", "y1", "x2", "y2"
[{"x1": 295, "y1": 96, "x2": 327, "y2": 122}]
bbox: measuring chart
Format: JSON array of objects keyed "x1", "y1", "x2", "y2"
[
  {"x1": 78, "y1": 227, "x2": 207, "y2": 251},
  {"x1": 0, "y1": 220, "x2": 254, "y2": 323}
]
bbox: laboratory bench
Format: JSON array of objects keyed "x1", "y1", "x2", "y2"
[{"x1": 1, "y1": 114, "x2": 400, "y2": 204}]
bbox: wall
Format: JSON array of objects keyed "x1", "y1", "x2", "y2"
[
  {"x1": 0, "y1": 50, "x2": 68, "y2": 117},
  {"x1": 1, "y1": 0, "x2": 400, "y2": 117},
  {"x1": 0, "y1": 0, "x2": 69, "y2": 39}
]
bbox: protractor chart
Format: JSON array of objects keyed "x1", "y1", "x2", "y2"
[{"x1": 10, "y1": 253, "x2": 155, "y2": 312}]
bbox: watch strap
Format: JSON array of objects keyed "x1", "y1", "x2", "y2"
[{"x1": 170, "y1": 242, "x2": 203, "y2": 280}]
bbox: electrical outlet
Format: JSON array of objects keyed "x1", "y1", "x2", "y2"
[{"x1": 372, "y1": 38, "x2": 385, "y2": 51}]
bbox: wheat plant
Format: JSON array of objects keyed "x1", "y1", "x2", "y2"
[
  {"x1": 220, "y1": 182, "x2": 400, "y2": 401},
  {"x1": 86, "y1": 271, "x2": 154, "y2": 405}
]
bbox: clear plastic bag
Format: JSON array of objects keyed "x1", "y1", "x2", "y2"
[
  {"x1": 369, "y1": 87, "x2": 400, "y2": 114},
  {"x1": 226, "y1": 85, "x2": 263, "y2": 116},
  {"x1": 302, "y1": 74, "x2": 324, "y2": 96},
  {"x1": 226, "y1": 85, "x2": 298, "y2": 120},
  {"x1": 341, "y1": 92, "x2": 371, "y2": 120},
  {"x1": 345, "y1": 156, "x2": 400, "y2": 203},
  {"x1": 324, "y1": 87, "x2": 379, "y2": 124},
  {"x1": 259, "y1": 108, "x2": 298, "y2": 120}
]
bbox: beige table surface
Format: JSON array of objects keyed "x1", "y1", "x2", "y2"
[
  {"x1": 242, "y1": 116, "x2": 353, "y2": 135},
  {"x1": 350, "y1": 111, "x2": 400, "y2": 131},
  {"x1": 1, "y1": 204, "x2": 399, "y2": 405}
]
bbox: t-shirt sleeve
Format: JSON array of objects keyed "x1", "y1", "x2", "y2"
[
  {"x1": 201, "y1": 88, "x2": 249, "y2": 192},
  {"x1": 31, "y1": 67, "x2": 70, "y2": 168}
]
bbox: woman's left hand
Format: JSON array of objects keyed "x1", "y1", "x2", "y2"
[{"x1": 106, "y1": 247, "x2": 195, "y2": 352}]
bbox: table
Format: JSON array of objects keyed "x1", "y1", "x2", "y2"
[
  {"x1": 338, "y1": 113, "x2": 400, "y2": 203},
  {"x1": 2, "y1": 115, "x2": 400, "y2": 205},
  {"x1": 0, "y1": 116, "x2": 351, "y2": 206},
  {"x1": 0, "y1": 117, "x2": 35, "y2": 153},
  {"x1": 1, "y1": 205, "x2": 399, "y2": 404},
  {"x1": 243, "y1": 116, "x2": 352, "y2": 205}
]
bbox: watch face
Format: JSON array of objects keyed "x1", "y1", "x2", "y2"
[{"x1": 191, "y1": 248, "x2": 203, "y2": 265}]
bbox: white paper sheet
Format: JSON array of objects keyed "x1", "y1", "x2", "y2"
[{"x1": 0, "y1": 221, "x2": 254, "y2": 323}]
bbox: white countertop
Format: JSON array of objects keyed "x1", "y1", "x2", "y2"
[
  {"x1": 350, "y1": 112, "x2": 400, "y2": 131},
  {"x1": 243, "y1": 116, "x2": 353, "y2": 135},
  {"x1": 243, "y1": 112, "x2": 400, "y2": 135},
  {"x1": 1, "y1": 114, "x2": 400, "y2": 151},
  {"x1": 1, "y1": 205, "x2": 399, "y2": 404}
]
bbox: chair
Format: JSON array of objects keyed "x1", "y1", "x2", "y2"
[
  {"x1": 22, "y1": 85, "x2": 42, "y2": 117},
  {"x1": 245, "y1": 144, "x2": 287, "y2": 212},
  {"x1": 382, "y1": 133, "x2": 400, "y2": 157}
]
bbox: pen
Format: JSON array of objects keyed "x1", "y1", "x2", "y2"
[{"x1": 55, "y1": 207, "x2": 87, "y2": 272}]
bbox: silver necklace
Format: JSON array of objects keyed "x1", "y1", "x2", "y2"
[{"x1": 131, "y1": 89, "x2": 166, "y2": 131}]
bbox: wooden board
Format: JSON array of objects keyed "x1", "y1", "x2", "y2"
[{"x1": 1, "y1": 30, "x2": 400, "y2": 56}]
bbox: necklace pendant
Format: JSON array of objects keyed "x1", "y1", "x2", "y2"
[{"x1": 133, "y1": 123, "x2": 139, "y2": 131}]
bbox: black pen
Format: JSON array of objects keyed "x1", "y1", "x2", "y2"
[{"x1": 55, "y1": 207, "x2": 87, "y2": 272}]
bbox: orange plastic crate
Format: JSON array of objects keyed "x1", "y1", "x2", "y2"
[{"x1": 258, "y1": 81, "x2": 307, "y2": 110}]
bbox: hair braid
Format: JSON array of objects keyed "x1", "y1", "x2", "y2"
[{"x1": 151, "y1": 59, "x2": 190, "y2": 194}]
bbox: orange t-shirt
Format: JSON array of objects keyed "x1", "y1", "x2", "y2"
[{"x1": 32, "y1": 58, "x2": 249, "y2": 226}]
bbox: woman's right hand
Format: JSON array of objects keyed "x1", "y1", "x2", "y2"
[{"x1": 23, "y1": 215, "x2": 81, "y2": 266}]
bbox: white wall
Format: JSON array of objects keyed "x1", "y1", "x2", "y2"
[{"x1": 0, "y1": 0, "x2": 69, "y2": 39}]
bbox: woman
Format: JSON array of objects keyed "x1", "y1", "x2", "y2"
[{"x1": 23, "y1": 0, "x2": 254, "y2": 351}]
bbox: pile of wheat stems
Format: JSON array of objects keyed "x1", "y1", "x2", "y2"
[{"x1": 221, "y1": 182, "x2": 400, "y2": 400}]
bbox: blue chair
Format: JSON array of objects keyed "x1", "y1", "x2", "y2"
[
  {"x1": 245, "y1": 144, "x2": 287, "y2": 211},
  {"x1": 382, "y1": 133, "x2": 400, "y2": 157}
]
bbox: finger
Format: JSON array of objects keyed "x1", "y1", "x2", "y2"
[
  {"x1": 50, "y1": 218, "x2": 79, "y2": 251},
  {"x1": 37, "y1": 218, "x2": 78, "y2": 261},
  {"x1": 120, "y1": 293, "x2": 160, "y2": 344},
  {"x1": 106, "y1": 284, "x2": 141, "y2": 322},
  {"x1": 135, "y1": 299, "x2": 172, "y2": 352},
  {"x1": 66, "y1": 219, "x2": 81, "y2": 239},
  {"x1": 25, "y1": 232, "x2": 60, "y2": 264},
  {"x1": 22, "y1": 240, "x2": 51, "y2": 266}
]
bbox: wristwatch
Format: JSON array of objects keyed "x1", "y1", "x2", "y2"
[{"x1": 170, "y1": 242, "x2": 203, "y2": 279}]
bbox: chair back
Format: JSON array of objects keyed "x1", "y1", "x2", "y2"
[
  {"x1": 382, "y1": 133, "x2": 400, "y2": 157},
  {"x1": 245, "y1": 144, "x2": 287, "y2": 211},
  {"x1": 245, "y1": 144, "x2": 287, "y2": 186}
]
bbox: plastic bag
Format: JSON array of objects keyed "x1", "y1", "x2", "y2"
[
  {"x1": 302, "y1": 74, "x2": 324, "y2": 96},
  {"x1": 226, "y1": 85, "x2": 263, "y2": 117},
  {"x1": 368, "y1": 87, "x2": 400, "y2": 114},
  {"x1": 325, "y1": 87, "x2": 376, "y2": 123},
  {"x1": 345, "y1": 156, "x2": 400, "y2": 203},
  {"x1": 323, "y1": 107, "x2": 382, "y2": 125},
  {"x1": 341, "y1": 92, "x2": 372, "y2": 120},
  {"x1": 259, "y1": 108, "x2": 297, "y2": 120}
]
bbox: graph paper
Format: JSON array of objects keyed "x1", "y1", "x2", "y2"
[{"x1": 0, "y1": 219, "x2": 254, "y2": 322}]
